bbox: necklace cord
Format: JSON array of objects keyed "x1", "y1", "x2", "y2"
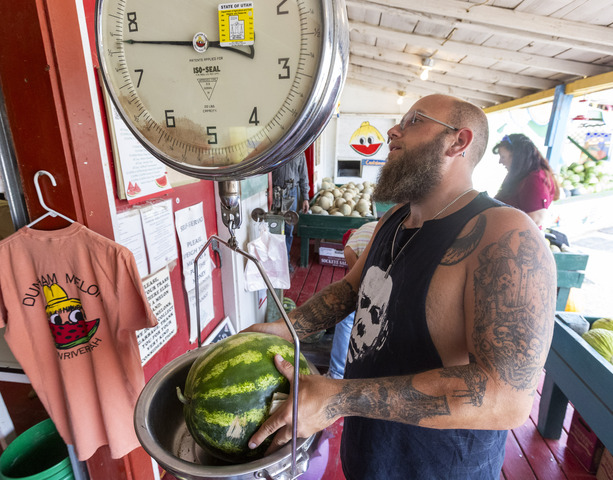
[{"x1": 385, "y1": 188, "x2": 474, "y2": 277}]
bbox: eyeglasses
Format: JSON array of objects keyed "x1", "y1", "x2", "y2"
[
  {"x1": 400, "y1": 110, "x2": 459, "y2": 132},
  {"x1": 388, "y1": 111, "x2": 459, "y2": 144}
]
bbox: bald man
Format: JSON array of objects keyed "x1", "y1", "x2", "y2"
[{"x1": 246, "y1": 95, "x2": 555, "y2": 479}]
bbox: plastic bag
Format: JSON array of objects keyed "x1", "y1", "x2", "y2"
[{"x1": 244, "y1": 228, "x2": 290, "y2": 292}]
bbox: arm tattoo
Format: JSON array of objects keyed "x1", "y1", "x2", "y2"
[
  {"x1": 472, "y1": 229, "x2": 555, "y2": 391},
  {"x1": 291, "y1": 279, "x2": 358, "y2": 338},
  {"x1": 441, "y1": 214, "x2": 486, "y2": 266},
  {"x1": 440, "y1": 360, "x2": 488, "y2": 407},
  {"x1": 326, "y1": 376, "x2": 450, "y2": 425}
]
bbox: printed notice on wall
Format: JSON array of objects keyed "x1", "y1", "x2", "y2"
[
  {"x1": 106, "y1": 101, "x2": 172, "y2": 203},
  {"x1": 137, "y1": 266, "x2": 177, "y2": 365},
  {"x1": 140, "y1": 199, "x2": 179, "y2": 273},
  {"x1": 174, "y1": 202, "x2": 214, "y2": 342},
  {"x1": 115, "y1": 209, "x2": 149, "y2": 278}
]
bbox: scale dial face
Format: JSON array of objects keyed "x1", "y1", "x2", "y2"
[{"x1": 96, "y1": 0, "x2": 347, "y2": 180}]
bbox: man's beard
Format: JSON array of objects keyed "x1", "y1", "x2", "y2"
[{"x1": 373, "y1": 132, "x2": 447, "y2": 204}]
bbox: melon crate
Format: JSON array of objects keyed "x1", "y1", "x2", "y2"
[
  {"x1": 538, "y1": 314, "x2": 613, "y2": 457},
  {"x1": 297, "y1": 213, "x2": 372, "y2": 267},
  {"x1": 297, "y1": 199, "x2": 392, "y2": 267}
]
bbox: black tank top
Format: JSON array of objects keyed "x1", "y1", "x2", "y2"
[{"x1": 341, "y1": 192, "x2": 508, "y2": 479}]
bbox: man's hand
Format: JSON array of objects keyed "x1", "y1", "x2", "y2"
[
  {"x1": 301, "y1": 199, "x2": 310, "y2": 213},
  {"x1": 242, "y1": 320, "x2": 294, "y2": 343},
  {"x1": 248, "y1": 354, "x2": 342, "y2": 454}
]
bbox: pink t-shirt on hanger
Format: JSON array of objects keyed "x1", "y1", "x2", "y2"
[{"x1": 0, "y1": 222, "x2": 157, "y2": 461}]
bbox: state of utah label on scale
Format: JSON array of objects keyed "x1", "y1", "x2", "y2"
[{"x1": 96, "y1": 0, "x2": 348, "y2": 181}]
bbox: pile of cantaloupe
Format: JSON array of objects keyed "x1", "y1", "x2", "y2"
[
  {"x1": 310, "y1": 178, "x2": 375, "y2": 217},
  {"x1": 582, "y1": 318, "x2": 613, "y2": 364}
]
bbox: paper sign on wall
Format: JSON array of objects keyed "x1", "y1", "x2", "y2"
[
  {"x1": 140, "y1": 199, "x2": 179, "y2": 273},
  {"x1": 115, "y1": 209, "x2": 149, "y2": 278},
  {"x1": 336, "y1": 116, "x2": 396, "y2": 161},
  {"x1": 103, "y1": 94, "x2": 172, "y2": 203},
  {"x1": 174, "y1": 202, "x2": 215, "y2": 342},
  {"x1": 136, "y1": 266, "x2": 177, "y2": 365}
]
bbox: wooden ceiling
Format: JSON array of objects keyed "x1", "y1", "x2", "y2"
[{"x1": 345, "y1": 0, "x2": 613, "y2": 108}]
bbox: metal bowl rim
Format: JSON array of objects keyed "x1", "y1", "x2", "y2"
[{"x1": 134, "y1": 348, "x2": 318, "y2": 477}]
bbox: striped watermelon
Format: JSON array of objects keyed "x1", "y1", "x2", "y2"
[{"x1": 179, "y1": 332, "x2": 311, "y2": 464}]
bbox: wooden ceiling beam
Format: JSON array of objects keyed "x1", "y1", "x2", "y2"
[
  {"x1": 355, "y1": 0, "x2": 613, "y2": 49},
  {"x1": 347, "y1": 72, "x2": 447, "y2": 102},
  {"x1": 350, "y1": 22, "x2": 611, "y2": 77},
  {"x1": 350, "y1": 41, "x2": 558, "y2": 91},
  {"x1": 349, "y1": 64, "x2": 504, "y2": 105},
  {"x1": 346, "y1": 0, "x2": 613, "y2": 56},
  {"x1": 345, "y1": 73, "x2": 497, "y2": 108},
  {"x1": 483, "y1": 72, "x2": 613, "y2": 113},
  {"x1": 565, "y1": 71, "x2": 613, "y2": 96},
  {"x1": 482, "y1": 89, "x2": 556, "y2": 113},
  {"x1": 350, "y1": 54, "x2": 523, "y2": 99},
  {"x1": 345, "y1": 77, "x2": 412, "y2": 100}
]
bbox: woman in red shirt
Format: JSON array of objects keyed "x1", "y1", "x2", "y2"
[{"x1": 494, "y1": 133, "x2": 560, "y2": 229}]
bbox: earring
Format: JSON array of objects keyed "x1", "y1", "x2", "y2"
[{"x1": 461, "y1": 151, "x2": 466, "y2": 157}]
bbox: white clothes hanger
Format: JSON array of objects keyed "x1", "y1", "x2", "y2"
[{"x1": 26, "y1": 170, "x2": 75, "y2": 228}]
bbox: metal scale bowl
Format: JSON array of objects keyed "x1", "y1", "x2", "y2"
[
  {"x1": 134, "y1": 346, "x2": 320, "y2": 480},
  {"x1": 134, "y1": 232, "x2": 323, "y2": 480}
]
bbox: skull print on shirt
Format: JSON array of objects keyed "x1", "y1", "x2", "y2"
[{"x1": 347, "y1": 265, "x2": 392, "y2": 364}]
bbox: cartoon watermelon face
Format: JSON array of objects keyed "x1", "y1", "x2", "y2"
[
  {"x1": 48, "y1": 319, "x2": 100, "y2": 350},
  {"x1": 43, "y1": 284, "x2": 101, "y2": 350}
]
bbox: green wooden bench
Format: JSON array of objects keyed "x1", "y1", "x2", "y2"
[
  {"x1": 553, "y1": 252, "x2": 589, "y2": 311},
  {"x1": 296, "y1": 214, "x2": 372, "y2": 267},
  {"x1": 296, "y1": 201, "x2": 393, "y2": 267}
]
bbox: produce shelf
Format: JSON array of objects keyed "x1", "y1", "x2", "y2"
[
  {"x1": 296, "y1": 213, "x2": 372, "y2": 267},
  {"x1": 296, "y1": 196, "x2": 392, "y2": 267},
  {"x1": 538, "y1": 314, "x2": 613, "y2": 453}
]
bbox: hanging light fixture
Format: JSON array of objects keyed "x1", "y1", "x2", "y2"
[
  {"x1": 397, "y1": 90, "x2": 406, "y2": 105},
  {"x1": 420, "y1": 57, "x2": 434, "y2": 81}
]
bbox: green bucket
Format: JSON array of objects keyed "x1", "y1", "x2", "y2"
[{"x1": 0, "y1": 419, "x2": 74, "y2": 480}]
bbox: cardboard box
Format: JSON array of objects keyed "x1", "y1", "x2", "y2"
[
  {"x1": 597, "y1": 448, "x2": 613, "y2": 480},
  {"x1": 567, "y1": 410, "x2": 604, "y2": 473},
  {"x1": 319, "y1": 241, "x2": 347, "y2": 268}
]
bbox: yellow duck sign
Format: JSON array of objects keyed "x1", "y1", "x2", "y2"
[{"x1": 349, "y1": 121, "x2": 386, "y2": 157}]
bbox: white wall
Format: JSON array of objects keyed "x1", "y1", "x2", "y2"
[
  {"x1": 215, "y1": 183, "x2": 269, "y2": 332},
  {"x1": 339, "y1": 83, "x2": 416, "y2": 116}
]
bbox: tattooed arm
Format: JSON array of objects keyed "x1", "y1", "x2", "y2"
[
  {"x1": 332, "y1": 211, "x2": 555, "y2": 429},
  {"x1": 243, "y1": 249, "x2": 367, "y2": 342},
  {"x1": 243, "y1": 209, "x2": 391, "y2": 341},
  {"x1": 241, "y1": 279, "x2": 358, "y2": 342},
  {"x1": 291, "y1": 279, "x2": 359, "y2": 337},
  {"x1": 248, "y1": 208, "x2": 556, "y2": 451}
]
